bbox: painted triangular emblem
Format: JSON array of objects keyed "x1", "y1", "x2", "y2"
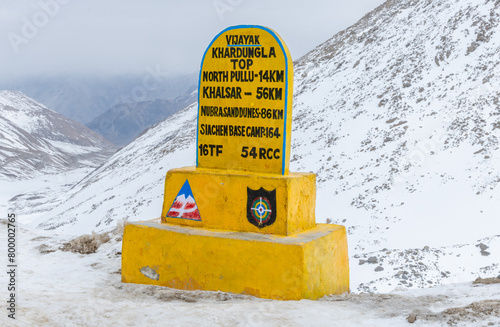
[{"x1": 166, "y1": 180, "x2": 201, "y2": 221}]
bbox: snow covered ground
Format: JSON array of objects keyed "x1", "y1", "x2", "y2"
[
  {"x1": 2, "y1": 170, "x2": 499, "y2": 326},
  {"x1": 0, "y1": 168, "x2": 96, "y2": 224},
  {"x1": 0, "y1": 217, "x2": 499, "y2": 327}
]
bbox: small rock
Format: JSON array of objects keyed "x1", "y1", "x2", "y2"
[
  {"x1": 407, "y1": 313, "x2": 417, "y2": 323},
  {"x1": 37, "y1": 244, "x2": 56, "y2": 254},
  {"x1": 359, "y1": 259, "x2": 366, "y2": 265},
  {"x1": 423, "y1": 246, "x2": 430, "y2": 251},
  {"x1": 473, "y1": 277, "x2": 500, "y2": 284},
  {"x1": 367, "y1": 256, "x2": 378, "y2": 264},
  {"x1": 216, "y1": 292, "x2": 231, "y2": 301},
  {"x1": 481, "y1": 250, "x2": 490, "y2": 256},
  {"x1": 375, "y1": 266, "x2": 384, "y2": 272},
  {"x1": 477, "y1": 243, "x2": 489, "y2": 251}
]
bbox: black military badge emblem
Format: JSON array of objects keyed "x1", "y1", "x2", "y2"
[{"x1": 246, "y1": 187, "x2": 276, "y2": 228}]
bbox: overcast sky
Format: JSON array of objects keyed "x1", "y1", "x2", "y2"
[{"x1": 0, "y1": 0, "x2": 386, "y2": 81}]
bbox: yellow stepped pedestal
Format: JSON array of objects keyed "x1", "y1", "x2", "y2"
[
  {"x1": 121, "y1": 166, "x2": 350, "y2": 299},
  {"x1": 121, "y1": 25, "x2": 350, "y2": 300},
  {"x1": 122, "y1": 220, "x2": 349, "y2": 300},
  {"x1": 161, "y1": 166, "x2": 316, "y2": 236}
]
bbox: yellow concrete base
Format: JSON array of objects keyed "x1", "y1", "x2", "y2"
[
  {"x1": 161, "y1": 166, "x2": 316, "y2": 236},
  {"x1": 121, "y1": 220, "x2": 349, "y2": 300}
]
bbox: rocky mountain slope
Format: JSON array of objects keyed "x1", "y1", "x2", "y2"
[
  {"x1": 1, "y1": 73, "x2": 198, "y2": 124},
  {"x1": 86, "y1": 91, "x2": 196, "y2": 146},
  {"x1": 291, "y1": 0, "x2": 500, "y2": 250},
  {"x1": 24, "y1": 0, "x2": 500, "y2": 291},
  {"x1": 0, "y1": 90, "x2": 116, "y2": 180}
]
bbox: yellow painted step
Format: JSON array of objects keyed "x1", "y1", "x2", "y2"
[
  {"x1": 161, "y1": 166, "x2": 316, "y2": 236},
  {"x1": 122, "y1": 220, "x2": 349, "y2": 300}
]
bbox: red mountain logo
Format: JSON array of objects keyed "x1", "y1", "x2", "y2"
[{"x1": 166, "y1": 180, "x2": 201, "y2": 221}]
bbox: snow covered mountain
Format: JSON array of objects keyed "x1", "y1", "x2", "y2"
[
  {"x1": 0, "y1": 90, "x2": 116, "y2": 180},
  {"x1": 291, "y1": 0, "x2": 500, "y2": 250},
  {"x1": 25, "y1": 0, "x2": 500, "y2": 291}
]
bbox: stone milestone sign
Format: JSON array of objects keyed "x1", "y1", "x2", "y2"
[
  {"x1": 197, "y1": 25, "x2": 293, "y2": 175},
  {"x1": 122, "y1": 25, "x2": 349, "y2": 301}
]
